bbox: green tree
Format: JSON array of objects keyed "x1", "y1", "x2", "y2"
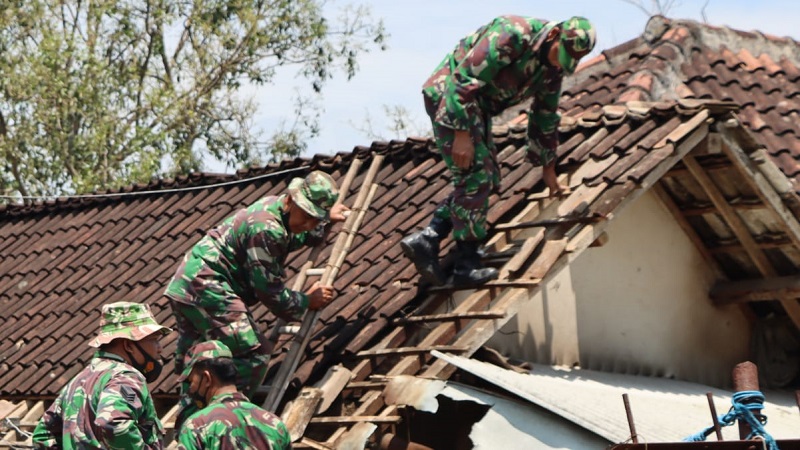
[{"x1": 0, "y1": 0, "x2": 386, "y2": 200}]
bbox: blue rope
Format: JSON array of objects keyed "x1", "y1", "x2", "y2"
[{"x1": 684, "y1": 391, "x2": 779, "y2": 449}]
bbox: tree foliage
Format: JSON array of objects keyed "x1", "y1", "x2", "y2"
[
  {"x1": 0, "y1": 0, "x2": 386, "y2": 199},
  {"x1": 351, "y1": 104, "x2": 431, "y2": 142}
]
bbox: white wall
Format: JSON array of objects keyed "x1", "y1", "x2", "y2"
[{"x1": 487, "y1": 190, "x2": 752, "y2": 388}]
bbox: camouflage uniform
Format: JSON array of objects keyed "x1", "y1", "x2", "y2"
[
  {"x1": 423, "y1": 15, "x2": 596, "y2": 241},
  {"x1": 176, "y1": 341, "x2": 291, "y2": 450},
  {"x1": 32, "y1": 302, "x2": 171, "y2": 450},
  {"x1": 177, "y1": 392, "x2": 291, "y2": 450},
  {"x1": 164, "y1": 171, "x2": 339, "y2": 430}
]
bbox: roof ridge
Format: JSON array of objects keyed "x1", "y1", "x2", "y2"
[
  {"x1": 0, "y1": 138, "x2": 438, "y2": 217},
  {"x1": 653, "y1": 15, "x2": 800, "y2": 67}
]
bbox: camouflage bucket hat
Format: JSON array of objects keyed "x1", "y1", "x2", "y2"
[
  {"x1": 177, "y1": 340, "x2": 233, "y2": 382},
  {"x1": 288, "y1": 170, "x2": 339, "y2": 220},
  {"x1": 88, "y1": 302, "x2": 171, "y2": 348},
  {"x1": 558, "y1": 16, "x2": 596, "y2": 74}
]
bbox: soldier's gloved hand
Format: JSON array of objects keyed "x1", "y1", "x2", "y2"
[{"x1": 307, "y1": 281, "x2": 335, "y2": 310}]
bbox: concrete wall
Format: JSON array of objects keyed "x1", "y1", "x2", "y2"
[{"x1": 486, "y1": 190, "x2": 752, "y2": 388}]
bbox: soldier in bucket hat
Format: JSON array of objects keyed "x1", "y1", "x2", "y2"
[
  {"x1": 32, "y1": 302, "x2": 171, "y2": 449},
  {"x1": 176, "y1": 341, "x2": 291, "y2": 450},
  {"x1": 402, "y1": 15, "x2": 595, "y2": 287},
  {"x1": 164, "y1": 170, "x2": 349, "y2": 431}
]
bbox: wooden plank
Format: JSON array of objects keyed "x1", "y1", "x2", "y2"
[
  {"x1": 296, "y1": 437, "x2": 334, "y2": 450},
  {"x1": 684, "y1": 155, "x2": 800, "y2": 327},
  {"x1": 710, "y1": 275, "x2": 800, "y2": 304},
  {"x1": 344, "y1": 380, "x2": 388, "y2": 390},
  {"x1": 494, "y1": 215, "x2": 605, "y2": 231},
  {"x1": 499, "y1": 229, "x2": 544, "y2": 279},
  {"x1": 355, "y1": 345, "x2": 468, "y2": 358},
  {"x1": 387, "y1": 289, "x2": 496, "y2": 377},
  {"x1": 426, "y1": 279, "x2": 542, "y2": 293},
  {"x1": 313, "y1": 365, "x2": 353, "y2": 415},
  {"x1": 282, "y1": 387, "x2": 323, "y2": 442},
  {"x1": 525, "y1": 239, "x2": 568, "y2": 279},
  {"x1": 349, "y1": 327, "x2": 409, "y2": 382},
  {"x1": 392, "y1": 311, "x2": 506, "y2": 325},
  {"x1": 310, "y1": 415, "x2": 402, "y2": 424}
]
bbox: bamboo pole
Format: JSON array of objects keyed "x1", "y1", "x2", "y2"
[{"x1": 262, "y1": 155, "x2": 384, "y2": 413}]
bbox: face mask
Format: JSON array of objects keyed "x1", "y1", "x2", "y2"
[
  {"x1": 188, "y1": 371, "x2": 211, "y2": 409},
  {"x1": 127, "y1": 340, "x2": 164, "y2": 383}
]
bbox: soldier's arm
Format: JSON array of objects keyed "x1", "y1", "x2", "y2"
[
  {"x1": 246, "y1": 232, "x2": 309, "y2": 321},
  {"x1": 438, "y1": 18, "x2": 527, "y2": 129},
  {"x1": 527, "y1": 73, "x2": 563, "y2": 166},
  {"x1": 95, "y1": 375, "x2": 162, "y2": 450},
  {"x1": 31, "y1": 401, "x2": 63, "y2": 449}
]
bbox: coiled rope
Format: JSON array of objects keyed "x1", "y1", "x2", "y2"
[{"x1": 684, "y1": 390, "x2": 778, "y2": 450}]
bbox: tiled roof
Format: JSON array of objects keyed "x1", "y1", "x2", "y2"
[
  {"x1": 561, "y1": 15, "x2": 800, "y2": 191},
  {"x1": 3, "y1": 14, "x2": 800, "y2": 448},
  {"x1": 0, "y1": 98, "x2": 733, "y2": 400}
]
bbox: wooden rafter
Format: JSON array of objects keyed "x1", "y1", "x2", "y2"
[
  {"x1": 683, "y1": 155, "x2": 800, "y2": 328},
  {"x1": 710, "y1": 275, "x2": 800, "y2": 305}
]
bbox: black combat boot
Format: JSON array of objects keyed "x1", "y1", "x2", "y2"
[
  {"x1": 452, "y1": 240, "x2": 499, "y2": 287},
  {"x1": 400, "y1": 217, "x2": 451, "y2": 286}
]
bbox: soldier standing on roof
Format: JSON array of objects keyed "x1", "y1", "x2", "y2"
[
  {"x1": 401, "y1": 15, "x2": 596, "y2": 287},
  {"x1": 164, "y1": 170, "x2": 349, "y2": 431},
  {"x1": 176, "y1": 340, "x2": 291, "y2": 450},
  {"x1": 32, "y1": 302, "x2": 171, "y2": 450}
]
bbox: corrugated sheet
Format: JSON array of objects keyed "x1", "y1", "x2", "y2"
[{"x1": 433, "y1": 351, "x2": 800, "y2": 444}]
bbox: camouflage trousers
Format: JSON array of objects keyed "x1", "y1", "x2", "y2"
[
  {"x1": 170, "y1": 299, "x2": 272, "y2": 431},
  {"x1": 425, "y1": 95, "x2": 500, "y2": 241}
]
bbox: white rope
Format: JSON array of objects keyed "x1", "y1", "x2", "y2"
[
  {"x1": 0, "y1": 165, "x2": 310, "y2": 202},
  {"x1": 3, "y1": 418, "x2": 32, "y2": 439}
]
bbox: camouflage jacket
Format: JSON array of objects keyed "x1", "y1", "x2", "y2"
[
  {"x1": 32, "y1": 351, "x2": 164, "y2": 450},
  {"x1": 177, "y1": 392, "x2": 291, "y2": 450},
  {"x1": 165, "y1": 194, "x2": 324, "y2": 321},
  {"x1": 423, "y1": 15, "x2": 564, "y2": 166}
]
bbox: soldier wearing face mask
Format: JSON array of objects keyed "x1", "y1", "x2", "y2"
[
  {"x1": 176, "y1": 341, "x2": 291, "y2": 450},
  {"x1": 32, "y1": 302, "x2": 171, "y2": 450}
]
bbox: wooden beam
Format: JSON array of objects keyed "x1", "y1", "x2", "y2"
[
  {"x1": 683, "y1": 155, "x2": 800, "y2": 327},
  {"x1": 426, "y1": 279, "x2": 542, "y2": 293},
  {"x1": 310, "y1": 415, "x2": 402, "y2": 424},
  {"x1": 710, "y1": 275, "x2": 800, "y2": 305},
  {"x1": 296, "y1": 437, "x2": 334, "y2": 450},
  {"x1": 355, "y1": 345, "x2": 468, "y2": 358},
  {"x1": 344, "y1": 380, "x2": 388, "y2": 390},
  {"x1": 709, "y1": 238, "x2": 793, "y2": 254},
  {"x1": 392, "y1": 311, "x2": 506, "y2": 325},
  {"x1": 494, "y1": 214, "x2": 606, "y2": 231},
  {"x1": 680, "y1": 200, "x2": 766, "y2": 216},
  {"x1": 717, "y1": 127, "x2": 800, "y2": 250}
]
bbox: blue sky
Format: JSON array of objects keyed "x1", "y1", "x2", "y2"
[{"x1": 210, "y1": 0, "x2": 800, "y2": 172}]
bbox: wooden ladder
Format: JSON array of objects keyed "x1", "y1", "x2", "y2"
[{"x1": 261, "y1": 154, "x2": 385, "y2": 413}]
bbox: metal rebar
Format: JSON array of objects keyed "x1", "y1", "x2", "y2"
[
  {"x1": 623, "y1": 393, "x2": 638, "y2": 444},
  {"x1": 706, "y1": 392, "x2": 724, "y2": 441}
]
